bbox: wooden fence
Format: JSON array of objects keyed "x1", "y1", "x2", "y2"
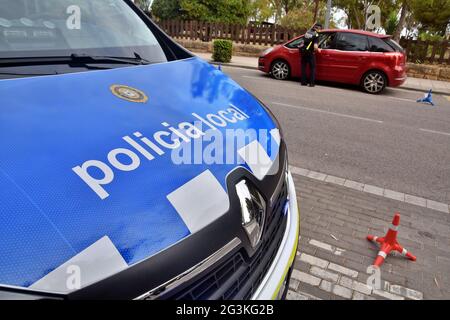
[
  {"x1": 154, "y1": 19, "x2": 450, "y2": 64},
  {"x1": 155, "y1": 19, "x2": 306, "y2": 46},
  {"x1": 399, "y1": 38, "x2": 450, "y2": 64}
]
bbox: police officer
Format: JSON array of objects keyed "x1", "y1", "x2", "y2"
[{"x1": 299, "y1": 23, "x2": 322, "y2": 87}]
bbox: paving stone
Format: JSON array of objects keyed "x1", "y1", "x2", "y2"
[
  {"x1": 299, "y1": 253, "x2": 329, "y2": 269},
  {"x1": 389, "y1": 285, "x2": 423, "y2": 300},
  {"x1": 289, "y1": 278, "x2": 300, "y2": 291},
  {"x1": 352, "y1": 280, "x2": 373, "y2": 295},
  {"x1": 293, "y1": 259, "x2": 311, "y2": 273},
  {"x1": 310, "y1": 238, "x2": 347, "y2": 256},
  {"x1": 373, "y1": 289, "x2": 405, "y2": 300},
  {"x1": 309, "y1": 239, "x2": 333, "y2": 252},
  {"x1": 297, "y1": 280, "x2": 333, "y2": 300},
  {"x1": 339, "y1": 276, "x2": 353, "y2": 288},
  {"x1": 352, "y1": 291, "x2": 375, "y2": 300},
  {"x1": 332, "y1": 284, "x2": 353, "y2": 299},
  {"x1": 292, "y1": 269, "x2": 321, "y2": 286},
  {"x1": 310, "y1": 266, "x2": 339, "y2": 283},
  {"x1": 312, "y1": 249, "x2": 347, "y2": 267},
  {"x1": 328, "y1": 205, "x2": 350, "y2": 216},
  {"x1": 339, "y1": 276, "x2": 373, "y2": 295},
  {"x1": 328, "y1": 263, "x2": 358, "y2": 278},
  {"x1": 297, "y1": 243, "x2": 318, "y2": 257},
  {"x1": 296, "y1": 291, "x2": 321, "y2": 300},
  {"x1": 319, "y1": 280, "x2": 333, "y2": 293},
  {"x1": 287, "y1": 290, "x2": 310, "y2": 300}
]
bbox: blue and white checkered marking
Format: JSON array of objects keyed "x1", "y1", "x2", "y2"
[
  {"x1": 167, "y1": 170, "x2": 229, "y2": 233},
  {"x1": 30, "y1": 236, "x2": 127, "y2": 293}
]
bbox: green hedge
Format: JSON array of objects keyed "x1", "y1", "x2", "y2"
[{"x1": 212, "y1": 39, "x2": 233, "y2": 63}]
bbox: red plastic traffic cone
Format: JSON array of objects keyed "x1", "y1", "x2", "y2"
[{"x1": 367, "y1": 213, "x2": 416, "y2": 268}]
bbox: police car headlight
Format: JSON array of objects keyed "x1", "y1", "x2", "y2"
[{"x1": 236, "y1": 179, "x2": 266, "y2": 248}]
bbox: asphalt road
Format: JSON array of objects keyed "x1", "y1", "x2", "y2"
[{"x1": 222, "y1": 66, "x2": 450, "y2": 203}]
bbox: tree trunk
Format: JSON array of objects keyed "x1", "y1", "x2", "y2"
[
  {"x1": 393, "y1": 1, "x2": 408, "y2": 42},
  {"x1": 353, "y1": 7, "x2": 361, "y2": 30},
  {"x1": 313, "y1": 0, "x2": 320, "y2": 24}
]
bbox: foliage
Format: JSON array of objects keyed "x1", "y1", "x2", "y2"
[
  {"x1": 250, "y1": 0, "x2": 275, "y2": 23},
  {"x1": 151, "y1": 0, "x2": 181, "y2": 20},
  {"x1": 333, "y1": 0, "x2": 400, "y2": 31},
  {"x1": 409, "y1": 0, "x2": 450, "y2": 35},
  {"x1": 418, "y1": 32, "x2": 445, "y2": 42},
  {"x1": 179, "y1": 0, "x2": 252, "y2": 25},
  {"x1": 212, "y1": 39, "x2": 233, "y2": 62},
  {"x1": 385, "y1": 10, "x2": 398, "y2": 35},
  {"x1": 151, "y1": 0, "x2": 450, "y2": 40},
  {"x1": 280, "y1": 7, "x2": 315, "y2": 30}
]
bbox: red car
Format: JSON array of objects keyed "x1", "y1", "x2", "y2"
[{"x1": 258, "y1": 29, "x2": 407, "y2": 94}]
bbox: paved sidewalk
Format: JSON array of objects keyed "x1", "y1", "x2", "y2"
[
  {"x1": 194, "y1": 52, "x2": 450, "y2": 95},
  {"x1": 288, "y1": 172, "x2": 450, "y2": 300}
]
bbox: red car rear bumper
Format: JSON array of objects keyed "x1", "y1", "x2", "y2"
[{"x1": 389, "y1": 66, "x2": 407, "y2": 87}]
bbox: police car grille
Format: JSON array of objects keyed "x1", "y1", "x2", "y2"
[{"x1": 162, "y1": 180, "x2": 288, "y2": 300}]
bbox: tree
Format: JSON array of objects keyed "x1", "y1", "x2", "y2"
[
  {"x1": 313, "y1": 0, "x2": 320, "y2": 22},
  {"x1": 280, "y1": 6, "x2": 315, "y2": 29},
  {"x1": 179, "y1": 0, "x2": 252, "y2": 24},
  {"x1": 151, "y1": 0, "x2": 181, "y2": 20},
  {"x1": 409, "y1": 0, "x2": 450, "y2": 35},
  {"x1": 250, "y1": 0, "x2": 275, "y2": 22},
  {"x1": 385, "y1": 10, "x2": 398, "y2": 35},
  {"x1": 392, "y1": 0, "x2": 409, "y2": 41},
  {"x1": 334, "y1": 0, "x2": 401, "y2": 31}
]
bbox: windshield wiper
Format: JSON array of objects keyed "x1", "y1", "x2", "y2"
[
  {"x1": 0, "y1": 71, "x2": 57, "y2": 76},
  {"x1": 69, "y1": 52, "x2": 151, "y2": 65},
  {"x1": 0, "y1": 52, "x2": 151, "y2": 67}
]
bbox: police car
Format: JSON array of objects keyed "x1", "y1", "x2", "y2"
[{"x1": 0, "y1": 0, "x2": 299, "y2": 300}]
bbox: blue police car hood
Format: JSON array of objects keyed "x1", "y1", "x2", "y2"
[{"x1": 0, "y1": 57, "x2": 281, "y2": 293}]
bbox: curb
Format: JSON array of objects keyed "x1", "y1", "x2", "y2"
[
  {"x1": 289, "y1": 165, "x2": 450, "y2": 214},
  {"x1": 206, "y1": 60, "x2": 449, "y2": 95},
  {"x1": 395, "y1": 85, "x2": 448, "y2": 96},
  {"x1": 207, "y1": 60, "x2": 259, "y2": 72}
]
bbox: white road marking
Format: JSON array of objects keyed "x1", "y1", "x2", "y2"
[
  {"x1": 271, "y1": 102, "x2": 384, "y2": 124},
  {"x1": 386, "y1": 96, "x2": 413, "y2": 103},
  {"x1": 419, "y1": 128, "x2": 450, "y2": 137},
  {"x1": 242, "y1": 75, "x2": 271, "y2": 81},
  {"x1": 240, "y1": 75, "x2": 426, "y2": 104},
  {"x1": 290, "y1": 165, "x2": 450, "y2": 214}
]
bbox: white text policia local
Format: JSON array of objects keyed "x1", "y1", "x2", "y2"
[{"x1": 72, "y1": 105, "x2": 250, "y2": 200}]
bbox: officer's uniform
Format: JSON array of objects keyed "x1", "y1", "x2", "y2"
[{"x1": 299, "y1": 28, "x2": 319, "y2": 86}]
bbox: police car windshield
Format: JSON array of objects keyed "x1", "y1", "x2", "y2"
[{"x1": 0, "y1": 0, "x2": 167, "y2": 65}]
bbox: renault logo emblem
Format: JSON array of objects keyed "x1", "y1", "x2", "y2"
[
  {"x1": 236, "y1": 179, "x2": 266, "y2": 248},
  {"x1": 110, "y1": 85, "x2": 148, "y2": 103}
]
